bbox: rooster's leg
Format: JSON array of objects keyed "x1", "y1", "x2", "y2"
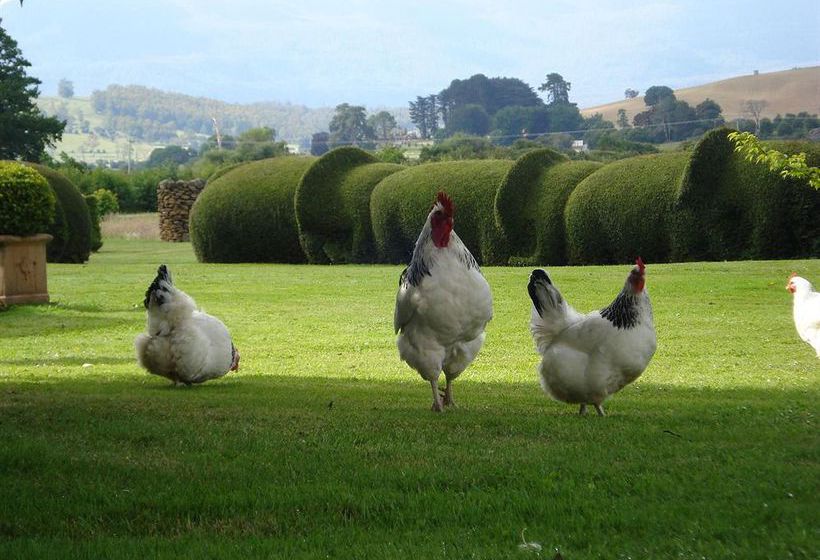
[
  {"x1": 430, "y1": 379, "x2": 443, "y2": 412},
  {"x1": 443, "y1": 380, "x2": 456, "y2": 407},
  {"x1": 579, "y1": 404, "x2": 588, "y2": 415},
  {"x1": 594, "y1": 404, "x2": 605, "y2": 416}
]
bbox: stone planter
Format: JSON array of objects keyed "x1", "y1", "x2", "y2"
[{"x1": 0, "y1": 234, "x2": 53, "y2": 305}]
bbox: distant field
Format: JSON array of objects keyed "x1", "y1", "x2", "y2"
[
  {"x1": 101, "y1": 213, "x2": 160, "y2": 240},
  {"x1": 581, "y1": 66, "x2": 820, "y2": 123},
  {"x1": 0, "y1": 238, "x2": 817, "y2": 558}
]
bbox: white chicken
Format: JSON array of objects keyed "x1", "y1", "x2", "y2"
[
  {"x1": 135, "y1": 265, "x2": 240, "y2": 386},
  {"x1": 527, "y1": 258, "x2": 656, "y2": 415},
  {"x1": 786, "y1": 273, "x2": 820, "y2": 358},
  {"x1": 394, "y1": 191, "x2": 493, "y2": 411}
]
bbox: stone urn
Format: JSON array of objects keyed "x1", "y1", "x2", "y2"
[{"x1": 0, "y1": 233, "x2": 53, "y2": 305}]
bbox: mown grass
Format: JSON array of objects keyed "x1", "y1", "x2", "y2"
[{"x1": 0, "y1": 238, "x2": 817, "y2": 559}]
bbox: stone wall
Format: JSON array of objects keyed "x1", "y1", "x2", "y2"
[{"x1": 157, "y1": 179, "x2": 206, "y2": 242}]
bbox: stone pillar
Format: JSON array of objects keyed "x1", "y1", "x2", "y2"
[{"x1": 157, "y1": 179, "x2": 206, "y2": 242}]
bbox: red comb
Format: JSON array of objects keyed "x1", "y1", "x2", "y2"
[
  {"x1": 789, "y1": 272, "x2": 798, "y2": 279},
  {"x1": 436, "y1": 191, "x2": 454, "y2": 216},
  {"x1": 635, "y1": 256, "x2": 645, "y2": 272}
]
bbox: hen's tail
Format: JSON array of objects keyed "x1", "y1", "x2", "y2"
[{"x1": 528, "y1": 269, "x2": 578, "y2": 354}]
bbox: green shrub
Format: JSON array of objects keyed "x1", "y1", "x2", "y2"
[
  {"x1": 495, "y1": 149, "x2": 602, "y2": 265},
  {"x1": 24, "y1": 163, "x2": 92, "y2": 263},
  {"x1": 565, "y1": 152, "x2": 689, "y2": 264},
  {"x1": 672, "y1": 128, "x2": 819, "y2": 260},
  {"x1": 189, "y1": 156, "x2": 316, "y2": 263},
  {"x1": 370, "y1": 159, "x2": 514, "y2": 264},
  {"x1": 84, "y1": 195, "x2": 103, "y2": 252},
  {"x1": 0, "y1": 162, "x2": 55, "y2": 236},
  {"x1": 295, "y1": 147, "x2": 404, "y2": 263},
  {"x1": 93, "y1": 188, "x2": 119, "y2": 216}
]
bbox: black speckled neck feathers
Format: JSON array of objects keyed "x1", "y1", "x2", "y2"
[{"x1": 599, "y1": 289, "x2": 640, "y2": 329}]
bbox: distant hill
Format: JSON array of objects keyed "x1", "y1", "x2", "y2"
[{"x1": 581, "y1": 66, "x2": 820, "y2": 123}]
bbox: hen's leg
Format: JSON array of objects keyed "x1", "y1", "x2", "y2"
[
  {"x1": 594, "y1": 404, "x2": 605, "y2": 416},
  {"x1": 443, "y1": 380, "x2": 456, "y2": 407},
  {"x1": 579, "y1": 404, "x2": 588, "y2": 415},
  {"x1": 430, "y1": 379, "x2": 443, "y2": 412}
]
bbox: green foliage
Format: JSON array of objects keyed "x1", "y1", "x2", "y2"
[
  {"x1": 24, "y1": 163, "x2": 92, "y2": 263},
  {"x1": 643, "y1": 85, "x2": 675, "y2": 106},
  {"x1": 728, "y1": 131, "x2": 820, "y2": 189},
  {"x1": 673, "y1": 128, "x2": 820, "y2": 261},
  {"x1": 329, "y1": 104, "x2": 374, "y2": 148},
  {"x1": 295, "y1": 147, "x2": 404, "y2": 263},
  {"x1": 0, "y1": 161, "x2": 55, "y2": 236},
  {"x1": 374, "y1": 146, "x2": 407, "y2": 165},
  {"x1": 370, "y1": 159, "x2": 514, "y2": 264},
  {"x1": 92, "y1": 188, "x2": 119, "y2": 216},
  {"x1": 565, "y1": 152, "x2": 690, "y2": 264},
  {"x1": 445, "y1": 104, "x2": 490, "y2": 136},
  {"x1": 146, "y1": 145, "x2": 194, "y2": 167},
  {"x1": 310, "y1": 132, "x2": 330, "y2": 156},
  {"x1": 189, "y1": 156, "x2": 316, "y2": 263},
  {"x1": 0, "y1": 21, "x2": 65, "y2": 161},
  {"x1": 437, "y1": 74, "x2": 542, "y2": 121},
  {"x1": 538, "y1": 73, "x2": 571, "y2": 105},
  {"x1": 57, "y1": 78, "x2": 74, "y2": 99},
  {"x1": 84, "y1": 194, "x2": 103, "y2": 252},
  {"x1": 495, "y1": 149, "x2": 602, "y2": 266},
  {"x1": 418, "y1": 134, "x2": 501, "y2": 162},
  {"x1": 491, "y1": 106, "x2": 550, "y2": 145},
  {"x1": 366, "y1": 111, "x2": 397, "y2": 140}
]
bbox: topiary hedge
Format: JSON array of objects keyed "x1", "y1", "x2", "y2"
[
  {"x1": 189, "y1": 156, "x2": 316, "y2": 263},
  {"x1": 295, "y1": 147, "x2": 404, "y2": 263},
  {"x1": 84, "y1": 195, "x2": 103, "y2": 252},
  {"x1": 370, "y1": 159, "x2": 514, "y2": 264},
  {"x1": 672, "y1": 128, "x2": 820, "y2": 261},
  {"x1": 494, "y1": 149, "x2": 602, "y2": 265},
  {"x1": 565, "y1": 152, "x2": 690, "y2": 265},
  {"x1": 0, "y1": 161, "x2": 55, "y2": 236},
  {"x1": 24, "y1": 163, "x2": 92, "y2": 263}
]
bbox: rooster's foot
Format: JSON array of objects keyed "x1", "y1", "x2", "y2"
[
  {"x1": 579, "y1": 404, "x2": 588, "y2": 415},
  {"x1": 594, "y1": 404, "x2": 605, "y2": 416}
]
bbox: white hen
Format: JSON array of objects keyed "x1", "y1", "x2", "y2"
[
  {"x1": 394, "y1": 191, "x2": 493, "y2": 411},
  {"x1": 786, "y1": 274, "x2": 820, "y2": 358},
  {"x1": 527, "y1": 259, "x2": 656, "y2": 415},
  {"x1": 135, "y1": 265, "x2": 239, "y2": 386}
]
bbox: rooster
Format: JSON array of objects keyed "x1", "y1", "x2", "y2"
[
  {"x1": 786, "y1": 273, "x2": 820, "y2": 358},
  {"x1": 135, "y1": 265, "x2": 239, "y2": 386},
  {"x1": 527, "y1": 258, "x2": 656, "y2": 415},
  {"x1": 393, "y1": 191, "x2": 493, "y2": 411}
]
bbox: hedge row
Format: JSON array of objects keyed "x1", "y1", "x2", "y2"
[
  {"x1": 295, "y1": 147, "x2": 404, "y2": 264},
  {"x1": 371, "y1": 160, "x2": 514, "y2": 264}
]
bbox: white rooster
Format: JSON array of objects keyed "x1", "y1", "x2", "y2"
[
  {"x1": 527, "y1": 258, "x2": 656, "y2": 415},
  {"x1": 786, "y1": 273, "x2": 820, "y2": 358},
  {"x1": 394, "y1": 191, "x2": 493, "y2": 411},
  {"x1": 135, "y1": 265, "x2": 240, "y2": 386}
]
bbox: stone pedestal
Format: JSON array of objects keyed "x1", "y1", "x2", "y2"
[{"x1": 0, "y1": 234, "x2": 53, "y2": 305}]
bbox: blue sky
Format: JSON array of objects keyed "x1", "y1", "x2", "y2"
[{"x1": 1, "y1": 0, "x2": 818, "y2": 109}]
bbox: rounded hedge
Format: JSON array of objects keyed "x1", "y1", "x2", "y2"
[
  {"x1": 189, "y1": 156, "x2": 316, "y2": 263},
  {"x1": 494, "y1": 149, "x2": 602, "y2": 265},
  {"x1": 565, "y1": 152, "x2": 690, "y2": 265},
  {"x1": 370, "y1": 159, "x2": 514, "y2": 264},
  {"x1": 672, "y1": 128, "x2": 820, "y2": 261},
  {"x1": 85, "y1": 194, "x2": 103, "y2": 252},
  {"x1": 295, "y1": 147, "x2": 404, "y2": 263},
  {"x1": 25, "y1": 163, "x2": 92, "y2": 263},
  {"x1": 0, "y1": 161, "x2": 55, "y2": 237}
]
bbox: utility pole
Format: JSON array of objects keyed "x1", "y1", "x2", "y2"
[{"x1": 212, "y1": 117, "x2": 223, "y2": 150}]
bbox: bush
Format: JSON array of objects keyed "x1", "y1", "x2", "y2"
[
  {"x1": 672, "y1": 128, "x2": 819, "y2": 260},
  {"x1": 84, "y1": 195, "x2": 103, "y2": 252},
  {"x1": 295, "y1": 147, "x2": 404, "y2": 263},
  {"x1": 93, "y1": 188, "x2": 119, "y2": 216},
  {"x1": 370, "y1": 159, "x2": 514, "y2": 264},
  {"x1": 0, "y1": 162, "x2": 55, "y2": 236},
  {"x1": 189, "y1": 156, "x2": 316, "y2": 263},
  {"x1": 565, "y1": 152, "x2": 689, "y2": 264},
  {"x1": 24, "y1": 163, "x2": 92, "y2": 263}
]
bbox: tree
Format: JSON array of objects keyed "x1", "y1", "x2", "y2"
[
  {"x1": 0, "y1": 19, "x2": 65, "y2": 161},
  {"x1": 311, "y1": 132, "x2": 330, "y2": 156},
  {"x1": 366, "y1": 111, "x2": 397, "y2": 140},
  {"x1": 538, "y1": 73, "x2": 571, "y2": 105},
  {"x1": 409, "y1": 96, "x2": 438, "y2": 139},
  {"x1": 329, "y1": 104, "x2": 374, "y2": 147},
  {"x1": 58, "y1": 78, "x2": 74, "y2": 99},
  {"x1": 146, "y1": 145, "x2": 194, "y2": 167},
  {"x1": 741, "y1": 99, "x2": 768, "y2": 135},
  {"x1": 491, "y1": 106, "x2": 550, "y2": 145},
  {"x1": 695, "y1": 98, "x2": 723, "y2": 128},
  {"x1": 617, "y1": 108, "x2": 630, "y2": 128},
  {"x1": 643, "y1": 85, "x2": 675, "y2": 106},
  {"x1": 624, "y1": 88, "x2": 639, "y2": 99},
  {"x1": 446, "y1": 104, "x2": 490, "y2": 136},
  {"x1": 236, "y1": 126, "x2": 286, "y2": 161},
  {"x1": 545, "y1": 102, "x2": 583, "y2": 133}
]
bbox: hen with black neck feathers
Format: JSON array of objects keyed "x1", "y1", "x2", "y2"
[
  {"x1": 394, "y1": 192, "x2": 493, "y2": 411},
  {"x1": 527, "y1": 258, "x2": 656, "y2": 415}
]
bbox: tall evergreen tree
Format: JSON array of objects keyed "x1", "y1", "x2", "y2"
[{"x1": 0, "y1": 19, "x2": 65, "y2": 161}]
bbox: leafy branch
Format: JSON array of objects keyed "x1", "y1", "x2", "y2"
[{"x1": 727, "y1": 131, "x2": 820, "y2": 189}]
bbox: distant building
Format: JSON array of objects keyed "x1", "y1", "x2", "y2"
[
  {"x1": 286, "y1": 143, "x2": 301, "y2": 154},
  {"x1": 571, "y1": 139, "x2": 588, "y2": 152}
]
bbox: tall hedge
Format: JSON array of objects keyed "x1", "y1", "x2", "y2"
[
  {"x1": 672, "y1": 128, "x2": 820, "y2": 261},
  {"x1": 295, "y1": 147, "x2": 404, "y2": 263},
  {"x1": 84, "y1": 194, "x2": 103, "y2": 252},
  {"x1": 189, "y1": 156, "x2": 316, "y2": 263},
  {"x1": 494, "y1": 149, "x2": 602, "y2": 265},
  {"x1": 565, "y1": 152, "x2": 690, "y2": 264},
  {"x1": 370, "y1": 160, "x2": 514, "y2": 264},
  {"x1": 24, "y1": 163, "x2": 92, "y2": 263}
]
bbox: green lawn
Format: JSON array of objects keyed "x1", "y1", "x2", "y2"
[{"x1": 1, "y1": 239, "x2": 817, "y2": 559}]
